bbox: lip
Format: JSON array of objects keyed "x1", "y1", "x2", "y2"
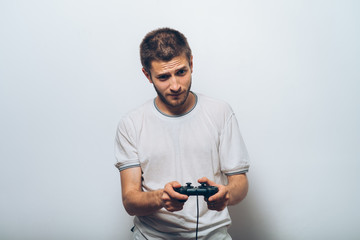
[{"x1": 168, "y1": 92, "x2": 183, "y2": 97}]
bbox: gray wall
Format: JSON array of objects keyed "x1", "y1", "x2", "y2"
[{"x1": 1, "y1": 0, "x2": 359, "y2": 239}]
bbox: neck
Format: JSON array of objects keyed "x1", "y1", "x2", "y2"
[{"x1": 155, "y1": 92, "x2": 196, "y2": 116}]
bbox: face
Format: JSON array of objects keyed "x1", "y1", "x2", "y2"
[{"x1": 143, "y1": 55, "x2": 194, "y2": 114}]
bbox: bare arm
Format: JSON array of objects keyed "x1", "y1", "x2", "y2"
[
  {"x1": 120, "y1": 167, "x2": 163, "y2": 216},
  {"x1": 120, "y1": 167, "x2": 188, "y2": 216},
  {"x1": 225, "y1": 173, "x2": 249, "y2": 205},
  {"x1": 198, "y1": 173, "x2": 248, "y2": 211}
]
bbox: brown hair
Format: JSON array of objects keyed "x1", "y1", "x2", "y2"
[{"x1": 140, "y1": 28, "x2": 192, "y2": 73}]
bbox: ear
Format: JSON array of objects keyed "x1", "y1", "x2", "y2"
[
  {"x1": 190, "y1": 55, "x2": 193, "y2": 73},
  {"x1": 142, "y1": 68, "x2": 153, "y2": 83}
]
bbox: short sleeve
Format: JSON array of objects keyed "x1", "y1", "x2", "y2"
[
  {"x1": 114, "y1": 117, "x2": 140, "y2": 171},
  {"x1": 219, "y1": 113, "x2": 250, "y2": 175}
]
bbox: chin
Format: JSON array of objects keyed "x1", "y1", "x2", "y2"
[{"x1": 168, "y1": 96, "x2": 188, "y2": 107}]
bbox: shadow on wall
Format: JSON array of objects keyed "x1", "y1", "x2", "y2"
[{"x1": 228, "y1": 196, "x2": 274, "y2": 240}]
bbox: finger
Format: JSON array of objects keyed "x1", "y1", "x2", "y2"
[
  {"x1": 207, "y1": 201, "x2": 226, "y2": 211},
  {"x1": 208, "y1": 193, "x2": 223, "y2": 202},
  {"x1": 164, "y1": 183, "x2": 188, "y2": 201},
  {"x1": 197, "y1": 177, "x2": 209, "y2": 184},
  {"x1": 197, "y1": 177, "x2": 216, "y2": 186},
  {"x1": 169, "y1": 181, "x2": 182, "y2": 188},
  {"x1": 197, "y1": 176, "x2": 208, "y2": 182},
  {"x1": 164, "y1": 199, "x2": 185, "y2": 212},
  {"x1": 161, "y1": 192, "x2": 171, "y2": 201},
  {"x1": 168, "y1": 189, "x2": 189, "y2": 201},
  {"x1": 166, "y1": 205, "x2": 184, "y2": 212},
  {"x1": 207, "y1": 201, "x2": 218, "y2": 210},
  {"x1": 164, "y1": 200, "x2": 183, "y2": 209},
  {"x1": 208, "y1": 197, "x2": 229, "y2": 210},
  {"x1": 207, "y1": 189, "x2": 222, "y2": 202},
  {"x1": 208, "y1": 190, "x2": 229, "y2": 202},
  {"x1": 164, "y1": 181, "x2": 181, "y2": 192}
]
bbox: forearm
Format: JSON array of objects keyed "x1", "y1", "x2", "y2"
[
  {"x1": 226, "y1": 174, "x2": 249, "y2": 206},
  {"x1": 120, "y1": 167, "x2": 165, "y2": 216},
  {"x1": 122, "y1": 188, "x2": 164, "y2": 216}
]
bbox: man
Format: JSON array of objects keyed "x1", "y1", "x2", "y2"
[{"x1": 115, "y1": 28, "x2": 250, "y2": 239}]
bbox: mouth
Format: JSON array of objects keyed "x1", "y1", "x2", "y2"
[{"x1": 168, "y1": 92, "x2": 183, "y2": 97}]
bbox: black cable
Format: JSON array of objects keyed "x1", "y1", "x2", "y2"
[{"x1": 196, "y1": 193, "x2": 199, "y2": 240}]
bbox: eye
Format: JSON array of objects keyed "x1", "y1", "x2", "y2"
[
  {"x1": 157, "y1": 74, "x2": 170, "y2": 81},
  {"x1": 177, "y1": 69, "x2": 187, "y2": 76}
]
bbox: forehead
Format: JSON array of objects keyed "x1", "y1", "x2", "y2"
[{"x1": 150, "y1": 55, "x2": 189, "y2": 74}]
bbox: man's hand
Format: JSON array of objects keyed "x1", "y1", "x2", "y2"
[
  {"x1": 198, "y1": 177, "x2": 230, "y2": 211},
  {"x1": 198, "y1": 174, "x2": 248, "y2": 211},
  {"x1": 161, "y1": 181, "x2": 189, "y2": 212}
]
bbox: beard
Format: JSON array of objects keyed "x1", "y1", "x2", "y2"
[{"x1": 153, "y1": 80, "x2": 192, "y2": 108}]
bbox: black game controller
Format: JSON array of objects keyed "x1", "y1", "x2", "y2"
[{"x1": 174, "y1": 182, "x2": 219, "y2": 202}]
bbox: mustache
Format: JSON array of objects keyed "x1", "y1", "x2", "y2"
[{"x1": 168, "y1": 91, "x2": 184, "y2": 96}]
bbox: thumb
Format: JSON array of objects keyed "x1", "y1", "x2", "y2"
[{"x1": 197, "y1": 177, "x2": 216, "y2": 186}]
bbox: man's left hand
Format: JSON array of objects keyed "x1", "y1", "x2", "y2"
[{"x1": 197, "y1": 177, "x2": 229, "y2": 211}]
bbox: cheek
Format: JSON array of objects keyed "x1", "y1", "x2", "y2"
[
  {"x1": 182, "y1": 75, "x2": 192, "y2": 86},
  {"x1": 154, "y1": 82, "x2": 169, "y2": 91}
]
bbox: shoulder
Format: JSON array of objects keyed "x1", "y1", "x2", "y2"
[
  {"x1": 196, "y1": 93, "x2": 234, "y2": 117},
  {"x1": 194, "y1": 93, "x2": 236, "y2": 131},
  {"x1": 122, "y1": 99, "x2": 153, "y2": 120},
  {"x1": 117, "y1": 99, "x2": 154, "y2": 130}
]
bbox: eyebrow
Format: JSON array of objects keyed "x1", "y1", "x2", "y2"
[
  {"x1": 155, "y1": 65, "x2": 188, "y2": 78},
  {"x1": 177, "y1": 66, "x2": 188, "y2": 71}
]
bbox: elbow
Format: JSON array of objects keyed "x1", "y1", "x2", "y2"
[
  {"x1": 126, "y1": 210, "x2": 136, "y2": 216},
  {"x1": 124, "y1": 207, "x2": 136, "y2": 216},
  {"x1": 122, "y1": 196, "x2": 136, "y2": 216}
]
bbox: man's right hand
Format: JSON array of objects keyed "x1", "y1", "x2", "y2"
[{"x1": 161, "y1": 181, "x2": 188, "y2": 212}]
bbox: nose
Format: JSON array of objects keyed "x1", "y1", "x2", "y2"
[{"x1": 169, "y1": 76, "x2": 181, "y2": 93}]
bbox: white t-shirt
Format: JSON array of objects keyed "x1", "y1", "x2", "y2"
[{"x1": 115, "y1": 93, "x2": 250, "y2": 239}]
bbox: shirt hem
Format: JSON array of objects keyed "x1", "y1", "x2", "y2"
[
  {"x1": 115, "y1": 163, "x2": 141, "y2": 172},
  {"x1": 225, "y1": 169, "x2": 249, "y2": 176}
]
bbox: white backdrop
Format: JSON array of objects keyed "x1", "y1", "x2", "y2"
[{"x1": 1, "y1": 0, "x2": 359, "y2": 239}]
